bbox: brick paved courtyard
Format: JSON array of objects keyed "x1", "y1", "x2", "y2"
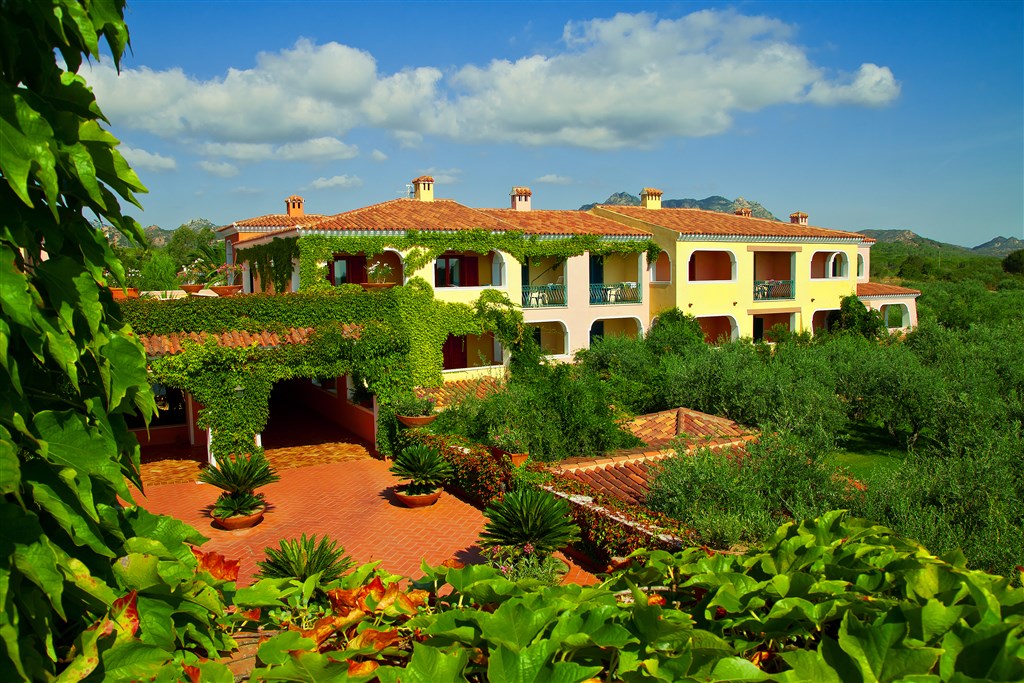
[{"x1": 132, "y1": 454, "x2": 597, "y2": 587}]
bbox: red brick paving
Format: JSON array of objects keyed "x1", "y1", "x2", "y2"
[{"x1": 132, "y1": 458, "x2": 598, "y2": 587}]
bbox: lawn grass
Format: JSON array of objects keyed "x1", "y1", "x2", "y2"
[{"x1": 827, "y1": 422, "x2": 907, "y2": 481}]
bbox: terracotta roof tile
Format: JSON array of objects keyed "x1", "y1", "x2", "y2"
[
  {"x1": 136, "y1": 325, "x2": 362, "y2": 358},
  {"x1": 415, "y1": 376, "x2": 504, "y2": 409},
  {"x1": 510, "y1": 187, "x2": 532, "y2": 196},
  {"x1": 479, "y1": 209, "x2": 650, "y2": 237},
  {"x1": 553, "y1": 407, "x2": 757, "y2": 506},
  {"x1": 227, "y1": 214, "x2": 326, "y2": 229},
  {"x1": 412, "y1": 175, "x2": 434, "y2": 183},
  {"x1": 307, "y1": 199, "x2": 512, "y2": 234},
  {"x1": 857, "y1": 282, "x2": 921, "y2": 297},
  {"x1": 596, "y1": 205, "x2": 866, "y2": 241},
  {"x1": 640, "y1": 187, "x2": 663, "y2": 196}
]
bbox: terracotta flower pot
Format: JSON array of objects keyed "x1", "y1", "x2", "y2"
[
  {"x1": 490, "y1": 446, "x2": 528, "y2": 467},
  {"x1": 394, "y1": 489, "x2": 442, "y2": 508},
  {"x1": 396, "y1": 413, "x2": 437, "y2": 428},
  {"x1": 109, "y1": 287, "x2": 139, "y2": 300},
  {"x1": 361, "y1": 282, "x2": 396, "y2": 290},
  {"x1": 180, "y1": 284, "x2": 204, "y2": 295},
  {"x1": 213, "y1": 508, "x2": 265, "y2": 530},
  {"x1": 210, "y1": 285, "x2": 243, "y2": 297}
]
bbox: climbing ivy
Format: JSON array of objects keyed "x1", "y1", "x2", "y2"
[
  {"x1": 296, "y1": 230, "x2": 660, "y2": 291},
  {"x1": 239, "y1": 236, "x2": 299, "y2": 293}
]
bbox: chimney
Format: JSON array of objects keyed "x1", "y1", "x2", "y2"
[
  {"x1": 510, "y1": 186, "x2": 532, "y2": 211},
  {"x1": 640, "y1": 187, "x2": 663, "y2": 210},
  {"x1": 411, "y1": 175, "x2": 434, "y2": 202},
  {"x1": 790, "y1": 211, "x2": 809, "y2": 226},
  {"x1": 735, "y1": 207, "x2": 752, "y2": 217},
  {"x1": 285, "y1": 195, "x2": 304, "y2": 217}
]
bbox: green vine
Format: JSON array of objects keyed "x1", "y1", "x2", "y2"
[
  {"x1": 296, "y1": 230, "x2": 660, "y2": 291},
  {"x1": 238, "y1": 237, "x2": 299, "y2": 293}
]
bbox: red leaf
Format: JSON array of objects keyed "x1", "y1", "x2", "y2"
[
  {"x1": 348, "y1": 628, "x2": 399, "y2": 651},
  {"x1": 182, "y1": 664, "x2": 202, "y2": 683},
  {"x1": 191, "y1": 547, "x2": 240, "y2": 582},
  {"x1": 348, "y1": 660, "x2": 379, "y2": 677},
  {"x1": 111, "y1": 590, "x2": 139, "y2": 637},
  {"x1": 647, "y1": 594, "x2": 666, "y2": 606}
]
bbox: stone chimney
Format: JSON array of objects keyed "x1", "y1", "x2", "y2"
[
  {"x1": 510, "y1": 186, "x2": 532, "y2": 211},
  {"x1": 285, "y1": 195, "x2": 304, "y2": 217},
  {"x1": 790, "y1": 211, "x2": 809, "y2": 226},
  {"x1": 735, "y1": 207, "x2": 752, "y2": 217},
  {"x1": 412, "y1": 175, "x2": 434, "y2": 202},
  {"x1": 640, "y1": 187, "x2": 663, "y2": 210}
]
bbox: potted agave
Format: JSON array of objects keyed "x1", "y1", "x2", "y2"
[
  {"x1": 199, "y1": 451, "x2": 280, "y2": 529},
  {"x1": 389, "y1": 444, "x2": 452, "y2": 508},
  {"x1": 394, "y1": 393, "x2": 437, "y2": 428}
]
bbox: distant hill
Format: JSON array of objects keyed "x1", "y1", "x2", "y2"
[
  {"x1": 860, "y1": 229, "x2": 1023, "y2": 258},
  {"x1": 579, "y1": 193, "x2": 778, "y2": 220},
  {"x1": 102, "y1": 218, "x2": 217, "y2": 248}
]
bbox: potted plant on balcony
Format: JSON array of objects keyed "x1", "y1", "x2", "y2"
[
  {"x1": 487, "y1": 425, "x2": 530, "y2": 467},
  {"x1": 208, "y1": 262, "x2": 243, "y2": 297},
  {"x1": 198, "y1": 451, "x2": 280, "y2": 529},
  {"x1": 394, "y1": 393, "x2": 437, "y2": 427},
  {"x1": 362, "y1": 260, "x2": 394, "y2": 290},
  {"x1": 177, "y1": 258, "x2": 207, "y2": 295},
  {"x1": 389, "y1": 444, "x2": 452, "y2": 508}
]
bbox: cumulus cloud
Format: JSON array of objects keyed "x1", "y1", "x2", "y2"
[
  {"x1": 198, "y1": 160, "x2": 239, "y2": 177},
  {"x1": 309, "y1": 174, "x2": 363, "y2": 190},
  {"x1": 120, "y1": 145, "x2": 176, "y2": 172},
  {"x1": 420, "y1": 167, "x2": 461, "y2": 184},
  {"x1": 87, "y1": 10, "x2": 899, "y2": 153},
  {"x1": 536, "y1": 174, "x2": 573, "y2": 185},
  {"x1": 805, "y1": 63, "x2": 900, "y2": 106},
  {"x1": 371, "y1": 149, "x2": 388, "y2": 162}
]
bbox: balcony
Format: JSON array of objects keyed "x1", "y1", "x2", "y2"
[
  {"x1": 753, "y1": 279, "x2": 795, "y2": 301},
  {"x1": 522, "y1": 284, "x2": 567, "y2": 308},
  {"x1": 589, "y1": 282, "x2": 641, "y2": 305}
]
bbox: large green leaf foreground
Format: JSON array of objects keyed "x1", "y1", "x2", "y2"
[{"x1": 244, "y1": 512, "x2": 1023, "y2": 682}]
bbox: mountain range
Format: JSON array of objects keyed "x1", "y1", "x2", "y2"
[{"x1": 579, "y1": 192, "x2": 778, "y2": 220}]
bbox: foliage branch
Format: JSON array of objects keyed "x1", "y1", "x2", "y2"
[{"x1": 236, "y1": 236, "x2": 299, "y2": 293}]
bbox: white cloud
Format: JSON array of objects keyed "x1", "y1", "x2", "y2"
[
  {"x1": 805, "y1": 63, "x2": 900, "y2": 107},
  {"x1": 198, "y1": 160, "x2": 239, "y2": 177},
  {"x1": 420, "y1": 167, "x2": 461, "y2": 185},
  {"x1": 120, "y1": 145, "x2": 177, "y2": 172},
  {"x1": 86, "y1": 10, "x2": 898, "y2": 153},
  {"x1": 536, "y1": 173, "x2": 573, "y2": 185},
  {"x1": 309, "y1": 174, "x2": 363, "y2": 190},
  {"x1": 371, "y1": 149, "x2": 388, "y2": 162},
  {"x1": 231, "y1": 186, "x2": 264, "y2": 195}
]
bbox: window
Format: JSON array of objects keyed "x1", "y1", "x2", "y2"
[
  {"x1": 435, "y1": 254, "x2": 479, "y2": 287},
  {"x1": 331, "y1": 255, "x2": 366, "y2": 285},
  {"x1": 857, "y1": 254, "x2": 865, "y2": 278}
]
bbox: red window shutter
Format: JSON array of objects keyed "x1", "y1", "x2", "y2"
[{"x1": 464, "y1": 256, "x2": 479, "y2": 287}]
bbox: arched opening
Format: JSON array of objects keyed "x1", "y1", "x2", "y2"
[
  {"x1": 650, "y1": 251, "x2": 672, "y2": 283},
  {"x1": 752, "y1": 313, "x2": 793, "y2": 342},
  {"x1": 880, "y1": 303, "x2": 908, "y2": 329},
  {"x1": 696, "y1": 315, "x2": 738, "y2": 344},
  {"x1": 812, "y1": 309, "x2": 840, "y2": 335},
  {"x1": 811, "y1": 251, "x2": 849, "y2": 279},
  {"x1": 688, "y1": 250, "x2": 735, "y2": 281},
  {"x1": 527, "y1": 321, "x2": 568, "y2": 355},
  {"x1": 366, "y1": 250, "x2": 404, "y2": 285},
  {"x1": 856, "y1": 253, "x2": 865, "y2": 278},
  {"x1": 589, "y1": 317, "x2": 642, "y2": 346},
  {"x1": 442, "y1": 332, "x2": 504, "y2": 370},
  {"x1": 829, "y1": 252, "x2": 849, "y2": 278}
]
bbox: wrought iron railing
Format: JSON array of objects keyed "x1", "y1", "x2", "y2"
[
  {"x1": 753, "y1": 279, "x2": 795, "y2": 301},
  {"x1": 589, "y1": 282, "x2": 641, "y2": 305},
  {"x1": 521, "y1": 284, "x2": 567, "y2": 308}
]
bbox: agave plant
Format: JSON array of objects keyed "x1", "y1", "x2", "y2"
[
  {"x1": 479, "y1": 488, "x2": 580, "y2": 556},
  {"x1": 199, "y1": 452, "x2": 280, "y2": 518},
  {"x1": 389, "y1": 444, "x2": 452, "y2": 495},
  {"x1": 256, "y1": 534, "x2": 354, "y2": 584}
]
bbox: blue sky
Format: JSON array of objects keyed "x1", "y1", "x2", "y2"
[{"x1": 90, "y1": 1, "x2": 1023, "y2": 247}]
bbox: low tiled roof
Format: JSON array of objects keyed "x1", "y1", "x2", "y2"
[
  {"x1": 136, "y1": 325, "x2": 362, "y2": 358},
  {"x1": 224, "y1": 214, "x2": 326, "y2": 230},
  {"x1": 596, "y1": 205, "x2": 866, "y2": 241},
  {"x1": 857, "y1": 282, "x2": 921, "y2": 297},
  {"x1": 307, "y1": 199, "x2": 512, "y2": 234},
  {"x1": 479, "y1": 209, "x2": 651, "y2": 237},
  {"x1": 412, "y1": 175, "x2": 434, "y2": 183},
  {"x1": 554, "y1": 407, "x2": 757, "y2": 506},
  {"x1": 415, "y1": 376, "x2": 503, "y2": 409}
]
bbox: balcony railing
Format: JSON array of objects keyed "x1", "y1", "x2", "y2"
[
  {"x1": 753, "y1": 279, "x2": 795, "y2": 301},
  {"x1": 522, "y1": 284, "x2": 567, "y2": 308},
  {"x1": 589, "y1": 282, "x2": 641, "y2": 305}
]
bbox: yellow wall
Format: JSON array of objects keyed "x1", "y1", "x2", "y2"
[
  {"x1": 601, "y1": 318, "x2": 640, "y2": 338},
  {"x1": 525, "y1": 257, "x2": 564, "y2": 286},
  {"x1": 644, "y1": 228, "x2": 859, "y2": 339},
  {"x1": 602, "y1": 253, "x2": 640, "y2": 283}
]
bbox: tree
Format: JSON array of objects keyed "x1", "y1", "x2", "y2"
[
  {"x1": 1003, "y1": 249, "x2": 1024, "y2": 275},
  {"x1": 1, "y1": 2, "x2": 229, "y2": 679},
  {"x1": 835, "y1": 295, "x2": 886, "y2": 339}
]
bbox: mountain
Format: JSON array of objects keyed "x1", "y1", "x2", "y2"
[
  {"x1": 860, "y1": 229, "x2": 1024, "y2": 258},
  {"x1": 579, "y1": 193, "x2": 778, "y2": 220},
  {"x1": 102, "y1": 218, "x2": 217, "y2": 248},
  {"x1": 971, "y1": 236, "x2": 1024, "y2": 258}
]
